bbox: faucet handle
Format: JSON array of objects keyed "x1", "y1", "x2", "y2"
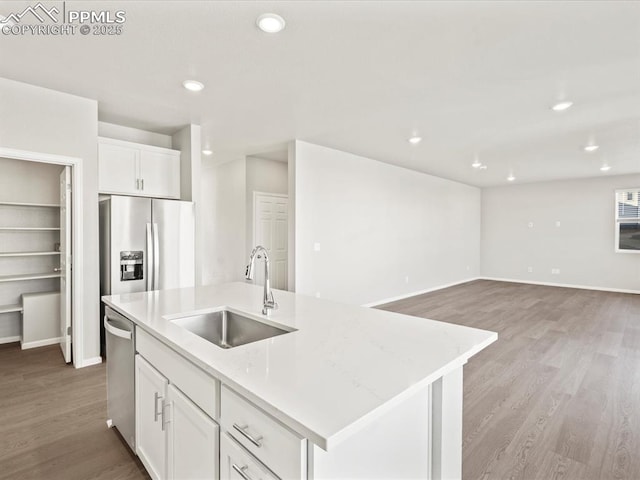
[{"x1": 245, "y1": 263, "x2": 254, "y2": 280}]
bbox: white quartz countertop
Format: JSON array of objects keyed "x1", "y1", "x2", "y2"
[{"x1": 103, "y1": 282, "x2": 497, "y2": 450}]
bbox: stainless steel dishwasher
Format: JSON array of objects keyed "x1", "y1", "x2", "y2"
[{"x1": 104, "y1": 306, "x2": 136, "y2": 452}]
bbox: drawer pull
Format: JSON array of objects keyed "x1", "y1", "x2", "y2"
[
  {"x1": 154, "y1": 392, "x2": 163, "y2": 422},
  {"x1": 232, "y1": 464, "x2": 254, "y2": 480},
  {"x1": 233, "y1": 423, "x2": 263, "y2": 448}
]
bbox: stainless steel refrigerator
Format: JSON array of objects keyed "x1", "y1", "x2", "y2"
[
  {"x1": 99, "y1": 195, "x2": 195, "y2": 300},
  {"x1": 100, "y1": 195, "x2": 194, "y2": 453}
]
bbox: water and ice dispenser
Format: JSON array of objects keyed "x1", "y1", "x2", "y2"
[{"x1": 120, "y1": 251, "x2": 143, "y2": 281}]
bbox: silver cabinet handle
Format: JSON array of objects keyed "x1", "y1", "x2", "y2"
[
  {"x1": 162, "y1": 401, "x2": 171, "y2": 432},
  {"x1": 233, "y1": 423, "x2": 263, "y2": 448},
  {"x1": 232, "y1": 464, "x2": 254, "y2": 480},
  {"x1": 141, "y1": 178, "x2": 144, "y2": 190},
  {"x1": 154, "y1": 392, "x2": 163, "y2": 422}
]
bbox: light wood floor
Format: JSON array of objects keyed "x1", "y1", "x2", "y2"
[
  {"x1": 380, "y1": 280, "x2": 640, "y2": 480},
  {"x1": 0, "y1": 343, "x2": 148, "y2": 480}
]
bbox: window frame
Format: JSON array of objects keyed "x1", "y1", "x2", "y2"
[{"x1": 615, "y1": 188, "x2": 640, "y2": 254}]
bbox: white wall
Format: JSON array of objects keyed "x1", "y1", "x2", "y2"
[
  {"x1": 0, "y1": 77, "x2": 100, "y2": 366},
  {"x1": 172, "y1": 125, "x2": 203, "y2": 285},
  {"x1": 201, "y1": 158, "x2": 247, "y2": 286},
  {"x1": 98, "y1": 121, "x2": 172, "y2": 148},
  {"x1": 481, "y1": 174, "x2": 640, "y2": 292},
  {"x1": 245, "y1": 156, "x2": 288, "y2": 251},
  {"x1": 294, "y1": 141, "x2": 481, "y2": 306},
  {"x1": 0, "y1": 157, "x2": 63, "y2": 202}
]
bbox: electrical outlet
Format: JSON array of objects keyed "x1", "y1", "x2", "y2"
[
  {"x1": 551, "y1": 268, "x2": 560, "y2": 275},
  {"x1": 313, "y1": 242, "x2": 321, "y2": 252},
  {"x1": 527, "y1": 266, "x2": 533, "y2": 273},
  {"x1": 315, "y1": 292, "x2": 321, "y2": 298},
  {"x1": 555, "y1": 221, "x2": 561, "y2": 227},
  {"x1": 405, "y1": 276, "x2": 409, "y2": 284},
  {"x1": 528, "y1": 222, "x2": 534, "y2": 228}
]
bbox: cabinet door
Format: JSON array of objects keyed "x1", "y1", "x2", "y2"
[
  {"x1": 220, "y1": 433, "x2": 279, "y2": 480},
  {"x1": 139, "y1": 150, "x2": 180, "y2": 199},
  {"x1": 135, "y1": 355, "x2": 168, "y2": 480},
  {"x1": 167, "y1": 384, "x2": 219, "y2": 480},
  {"x1": 98, "y1": 142, "x2": 139, "y2": 194}
]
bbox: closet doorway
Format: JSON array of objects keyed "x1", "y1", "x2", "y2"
[{"x1": 0, "y1": 147, "x2": 83, "y2": 365}]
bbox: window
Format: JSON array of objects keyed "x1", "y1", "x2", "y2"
[{"x1": 616, "y1": 188, "x2": 640, "y2": 252}]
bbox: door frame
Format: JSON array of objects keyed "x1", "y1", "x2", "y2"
[
  {"x1": 252, "y1": 191, "x2": 289, "y2": 290},
  {"x1": 0, "y1": 146, "x2": 85, "y2": 367},
  {"x1": 252, "y1": 191, "x2": 289, "y2": 247}
]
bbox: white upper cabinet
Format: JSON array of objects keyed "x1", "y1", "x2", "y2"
[{"x1": 98, "y1": 137, "x2": 181, "y2": 199}]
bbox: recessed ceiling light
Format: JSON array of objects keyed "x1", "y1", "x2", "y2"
[
  {"x1": 257, "y1": 13, "x2": 286, "y2": 33},
  {"x1": 408, "y1": 136, "x2": 422, "y2": 145},
  {"x1": 202, "y1": 149, "x2": 213, "y2": 156},
  {"x1": 471, "y1": 156, "x2": 482, "y2": 168},
  {"x1": 600, "y1": 164, "x2": 611, "y2": 172},
  {"x1": 182, "y1": 80, "x2": 204, "y2": 92},
  {"x1": 507, "y1": 174, "x2": 516, "y2": 182},
  {"x1": 551, "y1": 101, "x2": 573, "y2": 112},
  {"x1": 583, "y1": 144, "x2": 599, "y2": 153}
]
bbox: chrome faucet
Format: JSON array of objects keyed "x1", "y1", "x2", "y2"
[{"x1": 245, "y1": 245, "x2": 278, "y2": 315}]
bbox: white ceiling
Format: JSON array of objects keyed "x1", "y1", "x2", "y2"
[{"x1": 1, "y1": 1, "x2": 639, "y2": 187}]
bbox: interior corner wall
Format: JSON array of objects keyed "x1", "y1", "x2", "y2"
[
  {"x1": 481, "y1": 173, "x2": 640, "y2": 292},
  {"x1": 287, "y1": 142, "x2": 296, "y2": 291},
  {"x1": 0, "y1": 77, "x2": 99, "y2": 366},
  {"x1": 172, "y1": 125, "x2": 203, "y2": 285},
  {"x1": 201, "y1": 157, "x2": 247, "y2": 286},
  {"x1": 294, "y1": 141, "x2": 481, "y2": 306}
]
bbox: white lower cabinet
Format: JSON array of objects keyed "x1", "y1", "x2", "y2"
[
  {"x1": 135, "y1": 355, "x2": 168, "y2": 480},
  {"x1": 221, "y1": 386, "x2": 306, "y2": 480},
  {"x1": 135, "y1": 354, "x2": 219, "y2": 480},
  {"x1": 166, "y1": 383, "x2": 219, "y2": 480},
  {"x1": 220, "y1": 433, "x2": 279, "y2": 480}
]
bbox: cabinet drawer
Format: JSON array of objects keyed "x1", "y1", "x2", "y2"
[
  {"x1": 137, "y1": 328, "x2": 219, "y2": 419},
  {"x1": 221, "y1": 433, "x2": 279, "y2": 480},
  {"x1": 221, "y1": 386, "x2": 306, "y2": 480}
]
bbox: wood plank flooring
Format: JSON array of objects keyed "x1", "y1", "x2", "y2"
[
  {"x1": 0, "y1": 343, "x2": 148, "y2": 480},
  {"x1": 380, "y1": 280, "x2": 640, "y2": 480},
  {"x1": 2, "y1": 280, "x2": 638, "y2": 479}
]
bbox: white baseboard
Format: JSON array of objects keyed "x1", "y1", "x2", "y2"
[
  {"x1": 76, "y1": 356, "x2": 103, "y2": 368},
  {"x1": 481, "y1": 277, "x2": 640, "y2": 295},
  {"x1": 363, "y1": 277, "x2": 482, "y2": 307},
  {"x1": 0, "y1": 335, "x2": 21, "y2": 345},
  {"x1": 21, "y1": 337, "x2": 62, "y2": 350}
]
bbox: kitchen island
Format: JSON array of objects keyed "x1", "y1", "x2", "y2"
[{"x1": 103, "y1": 282, "x2": 497, "y2": 480}]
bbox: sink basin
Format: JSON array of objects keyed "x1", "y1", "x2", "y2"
[{"x1": 171, "y1": 310, "x2": 293, "y2": 349}]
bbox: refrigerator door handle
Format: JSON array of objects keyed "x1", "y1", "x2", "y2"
[
  {"x1": 152, "y1": 223, "x2": 160, "y2": 290},
  {"x1": 146, "y1": 223, "x2": 153, "y2": 291}
]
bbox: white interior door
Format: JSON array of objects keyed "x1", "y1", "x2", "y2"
[
  {"x1": 253, "y1": 193, "x2": 288, "y2": 290},
  {"x1": 59, "y1": 167, "x2": 72, "y2": 363}
]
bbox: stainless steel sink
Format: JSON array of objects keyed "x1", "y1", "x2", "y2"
[{"x1": 171, "y1": 310, "x2": 293, "y2": 349}]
